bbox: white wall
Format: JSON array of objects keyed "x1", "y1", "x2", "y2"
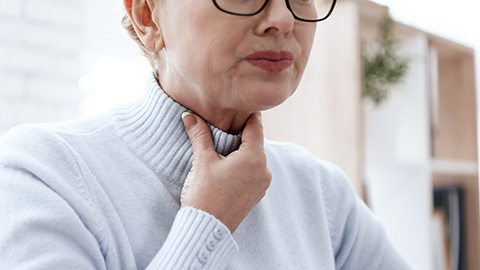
[
  {"x1": 372, "y1": 0, "x2": 480, "y2": 186},
  {"x1": 0, "y1": 0, "x2": 151, "y2": 136},
  {"x1": 364, "y1": 32, "x2": 433, "y2": 270},
  {"x1": 80, "y1": 0, "x2": 150, "y2": 116},
  {"x1": 0, "y1": 0, "x2": 86, "y2": 135}
]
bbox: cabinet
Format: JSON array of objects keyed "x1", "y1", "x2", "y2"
[
  {"x1": 262, "y1": 0, "x2": 478, "y2": 269},
  {"x1": 430, "y1": 34, "x2": 479, "y2": 269}
]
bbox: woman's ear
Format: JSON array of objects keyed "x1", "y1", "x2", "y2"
[{"x1": 124, "y1": 0, "x2": 164, "y2": 52}]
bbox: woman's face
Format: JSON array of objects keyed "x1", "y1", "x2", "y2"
[{"x1": 157, "y1": 0, "x2": 316, "y2": 112}]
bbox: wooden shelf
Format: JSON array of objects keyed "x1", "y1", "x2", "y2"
[
  {"x1": 429, "y1": 30, "x2": 478, "y2": 269},
  {"x1": 432, "y1": 159, "x2": 478, "y2": 177}
]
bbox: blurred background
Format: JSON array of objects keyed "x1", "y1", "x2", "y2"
[{"x1": 0, "y1": 0, "x2": 478, "y2": 269}]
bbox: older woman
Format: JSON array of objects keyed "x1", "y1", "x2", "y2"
[{"x1": 0, "y1": 0, "x2": 416, "y2": 269}]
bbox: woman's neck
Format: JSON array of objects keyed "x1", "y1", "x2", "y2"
[
  {"x1": 157, "y1": 69, "x2": 253, "y2": 135},
  {"x1": 156, "y1": 91, "x2": 251, "y2": 135},
  {"x1": 201, "y1": 111, "x2": 252, "y2": 135},
  {"x1": 175, "y1": 95, "x2": 252, "y2": 134}
]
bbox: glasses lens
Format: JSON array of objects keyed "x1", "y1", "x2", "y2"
[
  {"x1": 289, "y1": 0, "x2": 334, "y2": 21},
  {"x1": 215, "y1": 0, "x2": 266, "y2": 15}
]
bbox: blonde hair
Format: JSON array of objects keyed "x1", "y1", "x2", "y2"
[{"x1": 121, "y1": 12, "x2": 160, "y2": 78}]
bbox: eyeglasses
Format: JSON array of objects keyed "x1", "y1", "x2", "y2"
[{"x1": 212, "y1": 0, "x2": 337, "y2": 22}]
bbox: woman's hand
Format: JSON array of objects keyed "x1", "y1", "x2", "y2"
[{"x1": 180, "y1": 112, "x2": 272, "y2": 234}]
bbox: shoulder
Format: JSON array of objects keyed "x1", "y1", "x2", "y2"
[
  {"x1": 264, "y1": 139, "x2": 352, "y2": 191},
  {"x1": 1, "y1": 112, "x2": 111, "y2": 147},
  {"x1": 0, "y1": 113, "x2": 112, "y2": 176},
  {"x1": 0, "y1": 121, "x2": 112, "y2": 269},
  {"x1": 0, "y1": 123, "x2": 73, "y2": 164},
  {"x1": 264, "y1": 139, "x2": 361, "y2": 249},
  {"x1": 0, "y1": 115, "x2": 113, "y2": 224}
]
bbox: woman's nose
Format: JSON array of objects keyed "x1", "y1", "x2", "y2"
[{"x1": 254, "y1": 0, "x2": 295, "y2": 36}]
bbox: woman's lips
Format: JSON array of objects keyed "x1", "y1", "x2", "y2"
[{"x1": 245, "y1": 50, "x2": 294, "y2": 72}]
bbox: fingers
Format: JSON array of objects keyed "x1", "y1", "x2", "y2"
[
  {"x1": 180, "y1": 111, "x2": 271, "y2": 233},
  {"x1": 240, "y1": 112, "x2": 265, "y2": 150},
  {"x1": 183, "y1": 111, "x2": 265, "y2": 154},
  {"x1": 182, "y1": 112, "x2": 215, "y2": 154}
]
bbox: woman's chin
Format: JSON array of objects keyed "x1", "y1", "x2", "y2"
[
  {"x1": 239, "y1": 90, "x2": 293, "y2": 112},
  {"x1": 245, "y1": 83, "x2": 296, "y2": 109}
]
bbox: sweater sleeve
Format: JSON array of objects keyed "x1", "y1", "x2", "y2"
[
  {"x1": 146, "y1": 207, "x2": 238, "y2": 270},
  {"x1": 319, "y1": 162, "x2": 419, "y2": 270}
]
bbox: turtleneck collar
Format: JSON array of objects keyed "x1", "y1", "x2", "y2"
[{"x1": 111, "y1": 72, "x2": 242, "y2": 187}]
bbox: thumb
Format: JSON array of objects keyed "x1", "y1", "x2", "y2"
[
  {"x1": 240, "y1": 112, "x2": 265, "y2": 151},
  {"x1": 182, "y1": 112, "x2": 215, "y2": 155}
]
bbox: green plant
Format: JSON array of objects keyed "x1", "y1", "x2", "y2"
[{"x1": 361, "y1": 15, "x2": 409, "y2": 105}]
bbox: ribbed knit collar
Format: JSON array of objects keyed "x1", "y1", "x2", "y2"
[{"x1": 111, "y1": 72, "x2": 242, "y2": 187}]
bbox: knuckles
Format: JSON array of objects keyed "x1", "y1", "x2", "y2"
[
  {"x1": 260, "y1": 168, "x2": 272, "y2": 191},
  {"x1": 246, "y1": 152, "x2": 268, "y2": 174}
]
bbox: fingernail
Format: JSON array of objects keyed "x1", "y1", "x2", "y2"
[{"x1": 182, "y1": 112, "x2": 197, "y2": 131}]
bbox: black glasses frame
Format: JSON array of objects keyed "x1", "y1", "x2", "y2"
[{"x1": 212, "y1": 0, "x2": 337, "y2": 22}]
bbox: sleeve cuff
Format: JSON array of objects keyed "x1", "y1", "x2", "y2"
[{"x1": 147, "y1": 207, "x2": 239, "y2": 270}]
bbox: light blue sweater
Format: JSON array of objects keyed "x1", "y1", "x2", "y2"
[{"x1": 0, "y1": 73, "x2": 416, "y2": 270}]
